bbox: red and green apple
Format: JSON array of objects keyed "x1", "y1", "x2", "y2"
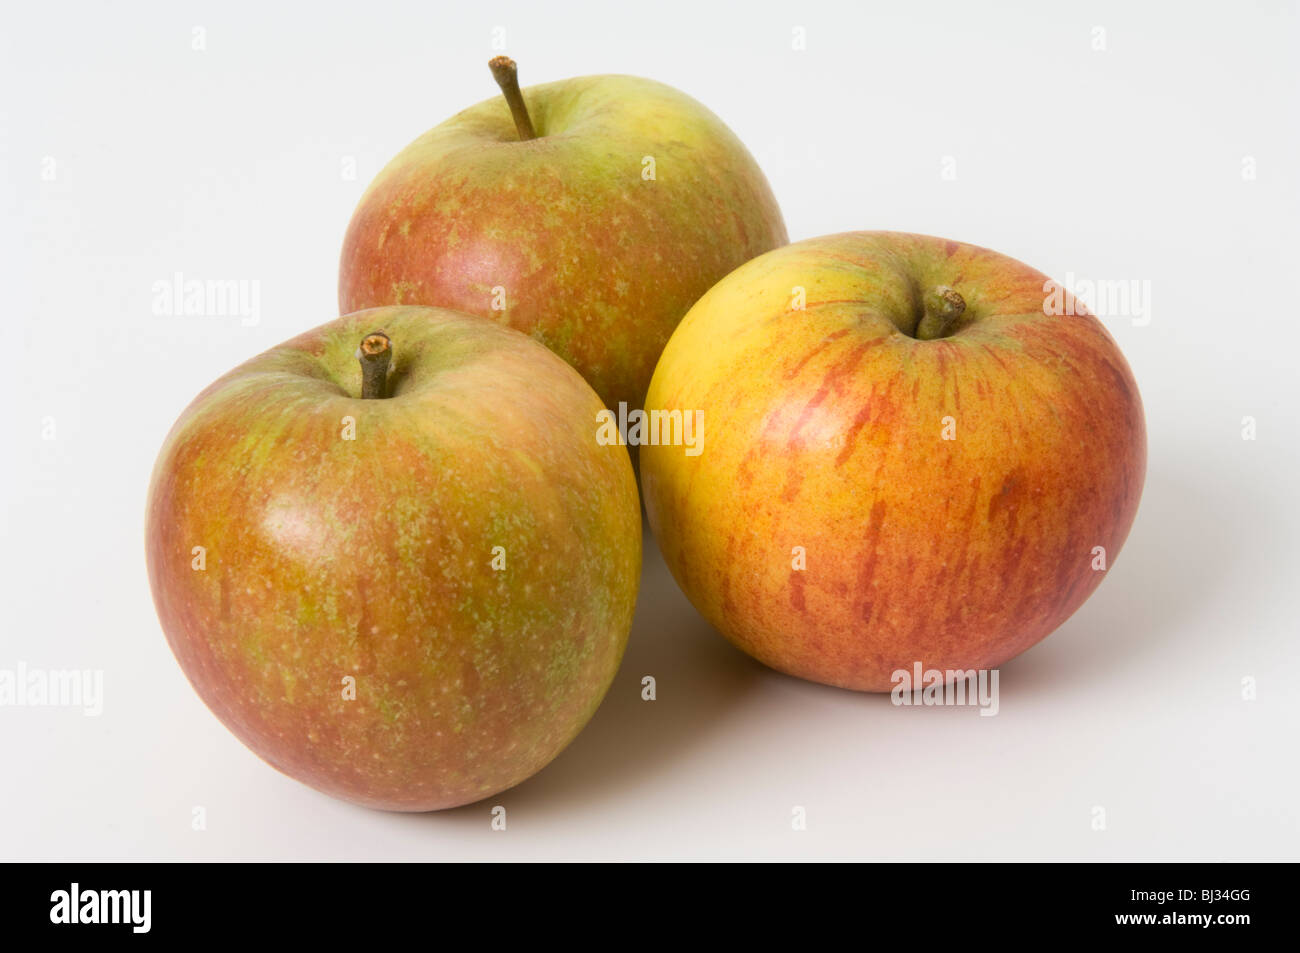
[
  {"x1": 339, "y1": 57, "x2": 787, "y2": 411},
  {"x1": 146, "y1": 306, "x2": 641, "y2": 810}
]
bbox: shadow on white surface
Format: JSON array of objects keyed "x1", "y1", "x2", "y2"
[{"x1": 397, "y1": 449, "x2": 1265, "y2": 835}]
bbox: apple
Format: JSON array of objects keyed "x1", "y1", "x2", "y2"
[
  {"x1": 640, "y1": 232, "x2": 1146, "y2": 692},
  {"x1": 145, "y1": 306, "x2": 641, "y2": 810},
  {"x1": 339, "y1": 57, "x2": 787, "y2": 412}
]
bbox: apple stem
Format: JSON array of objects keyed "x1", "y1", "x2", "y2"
[
  {"x1": 358, "y1": 331, "x2": 392, "y2": 399},
  {"x1": 915, "y1": 286, "x2": 966, "y2": 341},
  {"x1": 489, "y1": 56, "x2": 537, "y2": 141}
]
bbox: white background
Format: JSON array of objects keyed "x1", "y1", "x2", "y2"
[{"x1": 2, "y1": 0, "x2": 1297, "y2": 860}]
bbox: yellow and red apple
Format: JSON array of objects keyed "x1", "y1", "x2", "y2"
[{"x1": 641, "y1": 232, "x2": 1146, "y2": 691}]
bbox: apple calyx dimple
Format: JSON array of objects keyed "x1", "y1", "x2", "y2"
[
  {"x1": 357, "y1": 330, "x2": 392, "y2": 399},
  {"x1": 488, "y1": 56, "x2": 538, "y2": 141},
  {"x1": 914, "y1": 286, "x2": 966, "y2": 341}
]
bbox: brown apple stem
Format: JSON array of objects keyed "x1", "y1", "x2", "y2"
[
  {"x1": 488, "y1": 56, "x2": 537, "y2": 141},
  {"x1": 358, "y1": 331, "x2": 392, "y2": 399},
  {"x1": 915, "y1": 286, "x2": 966, "y2": 341}
]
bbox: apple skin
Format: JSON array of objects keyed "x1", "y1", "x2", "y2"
[
  {"x1": 641, "y1": 232, "x2": 1146, "y2": 692},
  {"x1": 145, "y1": 306, "x2": 641, "y2": 810},
  {"x1": 339, "y1": 73, "x2": 787, "y2": 411}
]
